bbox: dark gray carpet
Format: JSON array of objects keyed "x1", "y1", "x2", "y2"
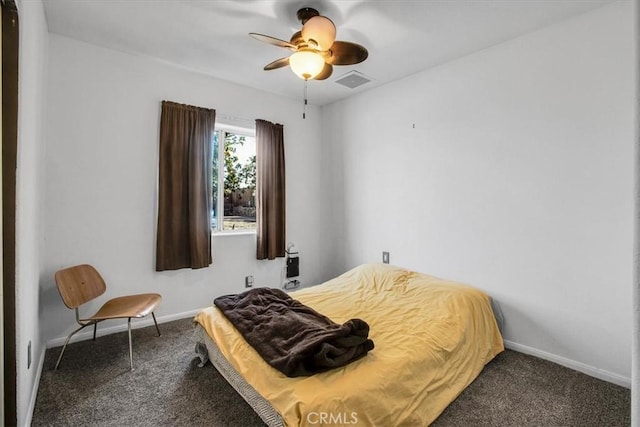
[{"x1": 32, "y1": 317, "x2": 630, "y2": 427}]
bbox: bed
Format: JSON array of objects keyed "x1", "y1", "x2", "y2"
[{"x1": 193, "y1": 263, "x2": 504, "y2": 426}]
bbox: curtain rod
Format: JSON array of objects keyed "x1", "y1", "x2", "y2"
[{"x1": 217, "y1": 114, "x2": 254, "y2": 124}]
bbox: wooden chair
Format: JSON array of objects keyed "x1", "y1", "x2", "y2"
[{"x1": 54, "y1": 264, "x2": 162, "y2": 370}]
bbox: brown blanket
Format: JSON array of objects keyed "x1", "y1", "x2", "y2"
[{"x1": 214, "y1": 287, "x2": 374, "y2": 377}]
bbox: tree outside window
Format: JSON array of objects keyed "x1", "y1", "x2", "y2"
[{"x1": 212, "y1": 129, "x2": 256, "y2": 231}]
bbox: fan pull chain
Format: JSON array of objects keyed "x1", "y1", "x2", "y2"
[{"x1": 302, "y1": 80, "x2": 308, "y2": 119}]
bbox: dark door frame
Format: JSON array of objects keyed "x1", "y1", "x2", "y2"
[{"x1": 2, "y1": 0, "x2": 19, "y2": 425}]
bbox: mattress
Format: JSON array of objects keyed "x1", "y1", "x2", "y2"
[{"x1": 194, "y1": 263, "x2": 504, "y2": 426}]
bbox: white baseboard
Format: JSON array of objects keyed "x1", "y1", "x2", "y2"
[
  {"x1": 46, "y1": 308, "x2": 202, "y2": 349},
  {"x1": 503, "y1": 339, "x2": 631, "y2": 389},
  {"x1": 24, "y1": 346, "x2": 46, "y2": 427}
]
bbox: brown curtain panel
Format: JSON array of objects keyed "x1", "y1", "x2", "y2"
[
  {"x1": 156, "y1": 101, "x2": 215, "y2": 271},
  {"x1": 256, "y1": 119, "x2": 286, "y2": 260}
]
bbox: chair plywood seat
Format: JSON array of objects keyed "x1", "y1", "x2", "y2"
[
  {"x1": 54, "y1": 264, "x2": 162, "y2": 370},
  {"x1": 91, "y1": 293, "x2": 161, "y2": 320}
]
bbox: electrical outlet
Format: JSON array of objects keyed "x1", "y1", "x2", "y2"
[
  {"x1": 28, "y1": 340, "x2": 32, "y2": 369},
  {"x1": 245, "y1": 275, "x2": 254, "y2": 288},
  {"x1": 382, "y1": 251, "x2": 390, "y2": 264}
]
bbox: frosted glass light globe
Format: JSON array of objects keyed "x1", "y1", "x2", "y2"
[
  {"x1": 289, "y1": 50, "x2": 325, "y2": 80},
  {"x1": 301, "y1": 16, "x2": 336, "y2": 51}
]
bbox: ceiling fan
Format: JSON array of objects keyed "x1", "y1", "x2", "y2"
[{"x1": 249, "y1": 7, "x2": 368, "y2": 81}]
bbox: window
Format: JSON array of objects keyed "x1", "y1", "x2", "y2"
[{"x1": 212, "y1": 126, "x2": 256, "y2": 232}]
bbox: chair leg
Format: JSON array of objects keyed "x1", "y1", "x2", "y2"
[
  {"x1": 55, "y1": 323, "x2": 90, "y2": 370},
  {"x1": 126, "y1": 314, "x2": 160, "y2": 371},
  {"x1": 93, "y1": 322, "x2": 97, "y2": 341},
  {"x1": 127, "y1": 317, "x2": 134, "y2": 370},
  {"x1": 152, "y1": 312, "x2": 161, "y2": 337}
]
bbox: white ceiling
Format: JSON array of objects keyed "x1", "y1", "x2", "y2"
[{"x1": 42, "y1": 0, "x2": 615, "y2": 106}]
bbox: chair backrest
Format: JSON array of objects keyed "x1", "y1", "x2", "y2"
[{"x1": 55, "y1": 264, "x2": 107, "y2": 309}]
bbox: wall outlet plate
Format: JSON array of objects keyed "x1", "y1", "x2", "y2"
[
  {"x1": 382, "y1": 252, "x2": 390, "y2": 264},
  {"x1": 245, "y1": 275, "x2": 254, "y2": 288}
]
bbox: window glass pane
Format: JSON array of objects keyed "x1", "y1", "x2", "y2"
[
  {"x1": 223, "y1": 132, "x2": 256, "y2": 231},
  {"x1": 211, "y1": 131, "x2": 219, "y2": 230}
]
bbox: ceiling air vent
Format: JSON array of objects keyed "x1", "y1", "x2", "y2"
[{"x1": 335, "y1": 71, "x2": 372, "y2": 89}]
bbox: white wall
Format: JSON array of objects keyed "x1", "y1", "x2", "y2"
[
  {"x1": 322, "y1": 1, "x2": 635, "y2": 385},
  {"x1": 15, "y1": 0, "x2": 48, "y2": 425},
  {"x1": 42, "y1": 34, "x2": 331, "y2": 345}
]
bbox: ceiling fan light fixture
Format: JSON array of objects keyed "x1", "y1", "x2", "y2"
[
  {"x1": 289, "y1": 49, "x2": 325, "y2": 80},
  {"x1": 301, "y1": 16, "x2": 336, "y2": 51}
]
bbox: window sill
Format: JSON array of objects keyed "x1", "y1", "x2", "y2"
[{"x1": 212, "y1": 230, "x2": 257, "y2": 237}]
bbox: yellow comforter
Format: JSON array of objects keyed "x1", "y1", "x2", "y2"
[{"x1": 194, "y1": 264, "x2": 504, "y2": 426}]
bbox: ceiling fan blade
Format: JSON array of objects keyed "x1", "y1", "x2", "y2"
[
  {"x1": 314, "y1": 63, "x2": 333, "y2": 81},
  {"x1": 326, "y1": 41, "x2": 368, "y2": 66},
  {"x1": 290, "y1": 31, "x2": 303, "y2": 46},
  {"x1": 249, "y1": 33, "x2": 296, "y2": 50},
  {"x1": 264, "y1": 57, "x2": 290, "y2": 71}
]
